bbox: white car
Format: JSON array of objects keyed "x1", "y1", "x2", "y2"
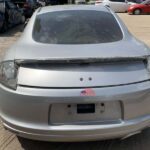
[
  {"x1": 75, "y1": 0, "x2": 86, "y2": 4},
  {"x1": 100, "y1": 0, "x2": 136, "y2": 12}
]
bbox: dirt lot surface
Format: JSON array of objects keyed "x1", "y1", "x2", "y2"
[{"x1": 0, "y1": 13, "x2": 150, "y2": 150}]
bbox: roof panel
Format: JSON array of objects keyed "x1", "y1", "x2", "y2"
[{"x1": 37, "y1": 5, "x2": 110, "y2": 15}]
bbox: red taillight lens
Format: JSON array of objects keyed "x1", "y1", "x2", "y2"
[
  {"x1": 23, "y1": 3, "x2": 30, "y2": 8},
  {"x1": 96, "y1": 1, "x2": 101, "y2": 3}
]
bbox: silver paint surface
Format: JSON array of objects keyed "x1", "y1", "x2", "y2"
[{"x1": 0, "y1": 5, "x2": 150, "y2": 142}]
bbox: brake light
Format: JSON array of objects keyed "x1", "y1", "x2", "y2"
[
  {"x1": 23, "y1": 3, "x2": 30, "y2": 8},
  {"x1": 95, "y1": 0, "x2": 103, "y2": 4},
  {"x1": 96, "y1": 1, "x2": 101, "y2": 3}
]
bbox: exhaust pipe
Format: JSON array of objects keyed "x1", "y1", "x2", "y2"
[{"x1": 121, "y1": 130, "x2": 141, "y2": 140}]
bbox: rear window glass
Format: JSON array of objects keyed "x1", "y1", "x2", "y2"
[{"x1": 33, "y1": 10, "x2": 123, "y2": 44}]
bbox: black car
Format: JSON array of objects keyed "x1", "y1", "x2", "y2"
[
  {"x1": 0, "y1": 12, "x2": 4, "y2": 31},
  {"x1": 11, "y1": 0, "x2": 39, "y2": 18},
  {"x1": 45, "y1": 0, "x2": 59, "y2": 5},
  {"x1": 0, "y1": 0, "x2": 25, "y2": 32},
  {"x1": 45, "y1": 0, "x2": 68, "y2": 5}
]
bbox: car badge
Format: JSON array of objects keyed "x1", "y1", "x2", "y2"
[{"x1": 80, "y1": 88, "x2": 95, "y2": 96}]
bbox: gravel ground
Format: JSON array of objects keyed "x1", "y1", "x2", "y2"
[{"x1": 0, "y1": 13, "x2": 150, "y2": 150}]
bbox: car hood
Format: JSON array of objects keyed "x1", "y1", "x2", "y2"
[{"x1": 6, "y1": 38, "x2": 150, "y2": 61}]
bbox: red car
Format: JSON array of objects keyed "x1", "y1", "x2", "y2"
[{"x1": 128, "y1": 0, "x2": 150, "y2": 15}]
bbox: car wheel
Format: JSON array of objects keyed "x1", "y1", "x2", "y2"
[
  {"x1": 133, "y1": 9, "x2": 141, "y2": 15},
  {"x1": 21, "y1": 15, "x2": 26, "y2": 24}
]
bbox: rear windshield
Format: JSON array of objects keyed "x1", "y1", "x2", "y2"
[{"x1": 33, "y1": 10, "x2": 123, "y2": 44}]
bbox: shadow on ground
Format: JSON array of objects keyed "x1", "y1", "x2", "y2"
[
  {"x1": 17, "y1": 128, "x2": 150, "y2": 150},
  {"x1": 0, "y1": 25, "x2": 24, "y2": 37}
]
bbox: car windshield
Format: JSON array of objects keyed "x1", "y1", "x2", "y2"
[{"x1": 33, "y1": 10, "x2": 123, "y2": 44}]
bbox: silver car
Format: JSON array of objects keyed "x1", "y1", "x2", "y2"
[{"x1": 0, "y1": 5, "x2": 150, "y2": 142}]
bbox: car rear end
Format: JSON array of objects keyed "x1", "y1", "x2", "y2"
[
  {"x1": 95, "y1": 0, "x2": 103, "y2": 5},
  {"x1": 1, "y1": 6, "x2": 150, "y2": 141},
  {"x1": 22, "y1": 1, "x2": 33, "y2": 17},
  {"x1": 1, "y1": 58, "x2": 150, "y2": 141}
]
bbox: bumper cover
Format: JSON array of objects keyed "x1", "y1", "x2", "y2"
[
  {"x1": 1, "y1": 81, "x2": 150, "y2": 141},
  {"x1": 2, "y1": 115, "x2": 150, "y2": 142}
]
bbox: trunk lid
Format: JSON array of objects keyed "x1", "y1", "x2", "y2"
[
  {"x1": 17, "y1": 59, "x2": 149, "y2": 88},
  {"x1": 14, "y1": 39, "x2": 149, "y2": 60},
  {"x1": 15, "y1": 39, "x2": 150, "y2": 88}
]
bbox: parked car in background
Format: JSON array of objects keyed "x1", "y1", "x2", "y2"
[
  {"x1": 128, "y1": 0, "x2": 150, "y2": 14},
  {"x1": 0, "y1": 13, "x2": 5, "y2": 32},
  {"x1": 101, "y1": 0, "x2": 136, "y2": 12},
  {"x1": 87, "y1": 0, "x2": 96, "y2": 4},
  {"x1": 0, "y1": 2, "x2": 5, "y2": 31},
  {"x1": 75, "y1": 0, "x2": 86, "y2": 4},
  {"x1": 11, "y1": 0, "x2": 38, "y2": 18},
  {"x1": 45, "y1": 0, "x2": 59, "y2": 5},
  {"x1": 37, "y1": 0, "x2": 46, "y2": 6},
  {"x1": 95, "y1": 0, "x2": 103, "y2": 5},
  {"x1": 0, "y1": 13, "x2": 3, "y2": 30},
  {"x1": 0, "y1": 0, "x2": 25, "y2": 32}
]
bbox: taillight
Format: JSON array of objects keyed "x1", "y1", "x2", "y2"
[
  {"x1": 96, "y1": 1, "x2": 101, "y2": 3},
  {"x1": 23, "y1": 3, "x2": 30, "y2": 8},
  {"x1": 0, "y1": 61, "x2": 18, "y2": 90}
]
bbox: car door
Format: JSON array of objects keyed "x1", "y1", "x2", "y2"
[
  {"x1": 109, "y1": 0, "x2": 128, "y2": 12},
  {"x1": 5, "y1": 1, "x2": 22, "y2": 25}
]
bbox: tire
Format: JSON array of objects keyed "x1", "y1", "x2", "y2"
[{"x1": 133, "y1": 9, "x2": 141, "y2": 15}]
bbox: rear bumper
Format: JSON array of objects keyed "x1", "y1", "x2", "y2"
[
  {"x1": 1, "y1": 81, "x2": 150, "y2": 141},
  {"x1": 2, "y1": 115, "x2": 150, "y2": 142}
]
